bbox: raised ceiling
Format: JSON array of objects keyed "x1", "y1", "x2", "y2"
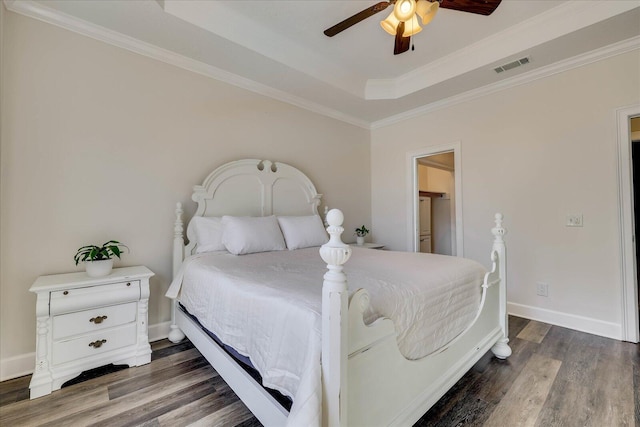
[{"x1": 4, "y1": 0, "x2": 640, "y2": 128}]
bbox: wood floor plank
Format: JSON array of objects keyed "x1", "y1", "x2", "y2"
[
  {"x1": 108, "y1": 355, "x2": 211, "y2": 400},
  {"x1": 535, "y1": 325, "x2": 573, "y2": 361},
  {"x1": 90, "y1": 377, "x2": 222, "y2": 427},
  {"x1": 37, "y1": 365, "x2": 217, "y2": 427},
  {"x1": 483, "y1": 353, "x2": 561, "y2": 427},
  {"x1": 516, "y1": 320, "x2": 551, "y2": 344},
  {"x1": 0, "y1": 384, "x2": 110, "y2": 426},
  {"x1": 534, "y1": 378, "x2": 594, "y2": 427},
  {"x1": 186, "y1": 400, "x2": 255, "y2": 427},
  {"x1": 2, "y1": 319, "x2": 638, "y2": 427},
  {"x1": 473, "y1": 337, "x2": 538, "y2": 404}
]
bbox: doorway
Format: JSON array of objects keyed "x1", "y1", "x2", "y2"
[
  {"x1": 407, "y1": 142, "x2": 463, "y2": 256},
  {"x1": 617, "y1": 105, "x2": 640, "y2": 343},
  {"x1": 417, "y1": 153, "x2": 455, "y2": 255},
  {"x1": 631, "y1": 117, "x2": 640, "y2": 339}
]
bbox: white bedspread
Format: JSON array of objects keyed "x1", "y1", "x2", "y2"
[{"x1": 168, "y1": 247, "x2": 484, "y2": 426}]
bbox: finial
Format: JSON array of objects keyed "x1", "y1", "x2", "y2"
[{"x1": 326, "y1": 209, "x2": 344, "y2": 227}]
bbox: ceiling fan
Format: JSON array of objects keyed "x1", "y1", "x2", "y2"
[{"x1": 324, "y1": 0, "x2": 502, "y2": 55}]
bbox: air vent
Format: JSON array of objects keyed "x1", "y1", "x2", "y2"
[{"x1": 494, "y1": 57, "x2": 531, "y2": 74}]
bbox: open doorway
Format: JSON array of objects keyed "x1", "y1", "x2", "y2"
[
  {"x1": 617, "y1": 105, "x2": 640, "y2": 343},
  {"x1": 407, "y1": 142, "x2": 463, "y2": 256},
  {"x1": 631, "y1": 117, "x2": 640, "y2": 340},
  {"x1": 417, "y1": 153, "x2": 455, "y2": 255}
]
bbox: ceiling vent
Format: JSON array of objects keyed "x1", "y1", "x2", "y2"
[{"x1": 494, "y1": 57, "x2": 530, "y2": 74}]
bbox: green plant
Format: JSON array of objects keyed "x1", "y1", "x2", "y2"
[
  {"x1": 354, "y1": 225, "x2": 370, "y2": 237},
  {"x1": 74, "y1": 240, "x2": 129, "y2": 265}
]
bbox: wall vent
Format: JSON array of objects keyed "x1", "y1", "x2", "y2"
[{"x1": 494, "y1": 57, "x2": 531, "y2": 74}]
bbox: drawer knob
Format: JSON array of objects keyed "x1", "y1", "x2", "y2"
[
  {"x1": 63, "y1": 291, "x2": 69, "y2": 295},
  {"x1": 90, "y1": 315, "x2": 108, "y2": 324},
  {"x1": 88, "y1": 339, "x2": 107, "y2": 348},
  {"x1": 126, "y1": 282, "x2": 131, "y2": 287}
]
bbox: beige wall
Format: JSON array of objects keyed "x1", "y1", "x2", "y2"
[
  {"x1": 372, "y1": 51, "x2": 640, "y2": 335},
  {"x1": 0, "y1": 11, "x2": 370, "y2": 371}
]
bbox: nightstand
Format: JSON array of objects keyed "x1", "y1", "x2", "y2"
[
  {"x1": 351, "y1": 243, "x2": 385, "y2": 250},
  {"x1": 28, "y1": 266, "x2": 154, "y2": 399}
]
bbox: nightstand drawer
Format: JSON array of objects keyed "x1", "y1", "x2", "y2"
[
  {"x1": 52, "y1": 322, "x2": 137, "y2": 366},
  {"x1": 50, "y1": 280, "x2": 140, "y2": 315},
  {"x1": 52, "y1": 302, "x2": 137, "y2": 340}
]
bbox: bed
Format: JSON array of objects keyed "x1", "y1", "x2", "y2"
[{"x1": 166, "y1": 159, "x2": 511, "y2": 427}]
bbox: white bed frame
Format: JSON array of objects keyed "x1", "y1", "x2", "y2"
[{"x1": 168, "y1": 159, "x2": 511, "y2": 427}]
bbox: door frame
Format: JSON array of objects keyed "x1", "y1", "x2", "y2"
[
  {"x1": 617, "y1": 104, "x2": 640, "y2": 343},
  {"x1": 406, "y1": 142, "x2": 463, "y2": 256}
]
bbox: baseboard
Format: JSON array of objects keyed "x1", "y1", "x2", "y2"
[
  {"x1": 508, "y1": 302, "x2": 622, "y2": 340},
  {"x1": 149, "y1": 321, "x2": 172, "y2": 343},
  {"x1": 0, "y1": 352, "x2": 35, "y2": 382},
  {"x1": 0, "y1": 321, "x2": 173, "y2": 382}
]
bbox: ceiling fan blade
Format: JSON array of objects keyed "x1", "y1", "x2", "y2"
[
  {"x1": 394, "y1": 22, "x2": 411, "y2": 55},
  {"x1": 438, "y1": 0, "x2": 502, "y2": 16},
  {"x1": 324, "y1": 1, "x2": 391, "y2": 37}
]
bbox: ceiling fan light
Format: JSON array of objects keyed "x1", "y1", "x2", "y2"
[
  {"x1": 393, "y1": 0, "x2": 416, "y2": 22},
  {"x1": 402, "y1": 14, "x2": 422, "y2": 37},
  {"x1": 380, "y1": 11, "x2": 399, "y2": 35},
  {"x1": 416, "y1": 0, "x2": 439, "y2": 26}
]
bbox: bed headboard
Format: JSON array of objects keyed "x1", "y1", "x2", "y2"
[{"x1": 174, "y1": 159, "x2": 322, "y2": 274}]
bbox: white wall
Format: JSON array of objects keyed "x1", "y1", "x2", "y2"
[
  {"x1": 372, "y1": 51, "x2": 640, "y2": 339},
  {"x1": 0, "y1": 11, "x2": 371, "y2": 379}
]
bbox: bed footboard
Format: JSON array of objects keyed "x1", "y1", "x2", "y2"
[{"x1": 320, "y1": 211, "x2": 511, "y2": 427}]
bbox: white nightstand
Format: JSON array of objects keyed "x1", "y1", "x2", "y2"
[
  {"x1": 28, "y1": 266, "x2": 154, "y2": 399},
  {"x1": 351, "y1": 243, "x2": 385, "y2": 250}
]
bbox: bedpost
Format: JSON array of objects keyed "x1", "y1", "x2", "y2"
[
  {"x1": 319, "y1": 209, "x2": 351, "y2": 427},
  {"x1": 490, "y1": 213, "x2": 512, "y2": 359},
  {"x1": 169, "y1": 202, "x2": 186, "y2": 344}
]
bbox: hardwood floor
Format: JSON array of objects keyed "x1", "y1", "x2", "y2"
[{"x1": 1, "y1": 316, "x2": 638, "y2": 426}]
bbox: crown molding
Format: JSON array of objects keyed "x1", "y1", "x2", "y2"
[
  {"x1": 365, "y1": 1, "x2": 640, "y2": 100},
  {"x1": 371, "y1": 36, "x2": 640, "y2": 130},
  {"x1": 2, "y1": 0, "x2": 371, "y2": 130}
]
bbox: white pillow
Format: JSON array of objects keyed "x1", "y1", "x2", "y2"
[
  {"x1": 192, "y1": 216, "x2": 225, "y2": 254},
  {"x1": 277, "y1": 215, "x2": 328, "y2": 250},
  {"x1": 222, "y1": 215, "x2": 286, "y2": 255}
]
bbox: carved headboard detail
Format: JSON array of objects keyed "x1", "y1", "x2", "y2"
[{"x1": 180, "y1": 159, "x2": 322, "y2": 259}]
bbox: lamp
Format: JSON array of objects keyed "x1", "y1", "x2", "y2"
[
  {"x1": 380, "y1": 0, "x2": 438, "y2": 38},
  {"x1": 416, "y1": 0, "x2": 439, "y2": 25},
  {"x1": 394, "y1": 0, "x2": 417, "y2": 22}
]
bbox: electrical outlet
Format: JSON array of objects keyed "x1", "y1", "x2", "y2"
[
  {"x1": 566, "y1": 214, "x2": 583, "y2": 227},
  {"x1": 536, "y1": 282, "x2": 549, "y2": 297}
]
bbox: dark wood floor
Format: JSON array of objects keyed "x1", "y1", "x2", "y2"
[{"x1": 1, "y1": 316, "x2": 638, "y2": 426}]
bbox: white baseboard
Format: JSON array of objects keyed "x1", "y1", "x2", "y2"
[
  {"x1": 508, "y1": 302, "x2": 622, "y2": 340},
  {"x1": 149, "y1": 321, "x2": 172, "y2": 343},
  {"x1": 0, "y1": 321, "x2": 173, "y2": 382},
  {"x1": 0, "y1": 352, "x2": 35, "y2": 382}
]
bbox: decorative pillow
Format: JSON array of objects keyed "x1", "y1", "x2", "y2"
[
  {"x1": 277, "y1": 215, "x2": 328, "y2": 250},
  {"x1": 222, "y1": 215, "x2": 286, "y2": 255},
  {"x1": 192, "y1": 216, "x2": 225, "y2": 254}
]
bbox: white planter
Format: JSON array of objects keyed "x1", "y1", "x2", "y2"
[
  {"x1": 356, "y1": 236, "x2": 365, "y2": 246},
  {"x1": 85, "y1": 259, "x2": 114, "y2": 277}
]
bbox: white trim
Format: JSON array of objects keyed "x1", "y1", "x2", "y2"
[
  {"x1": 0, "y1": 352, "x2": 35, "y2": 382},
  {"x1": 508, "y1": 302, "x2": 622, "y2": 341},
  {"x1": 0, "y1": 320, "x2": 172, "y2": 382},
  {"x1": 406, "y1": 142, "x2": 463, "y2": 256},
  {"x1": 4, "y1": 0, "x2": 639, "y2": 131},
  {"x1": 372, "y1": 36, "x2": 640, "y2": 130},
  {"x1": 148, "y1": 320, "x2": 171, "y2": 343},
  {"x1": 616, "y1": 104, "x2": 640, "y2": 343},
  {"x1": 2, "y1": 0, "x2": 370, "y2": 130}
]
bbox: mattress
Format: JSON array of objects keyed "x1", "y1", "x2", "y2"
[{"x1": 170, "y1": 247, "x2": 485, "y2": 426}]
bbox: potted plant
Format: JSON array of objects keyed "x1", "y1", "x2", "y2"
[
  {"x1": 74, "y1": 240, "x2": 129, "y2": 277},
  {"x1": 354, "y1": 225, "x2": 369, "y2": 246}
]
